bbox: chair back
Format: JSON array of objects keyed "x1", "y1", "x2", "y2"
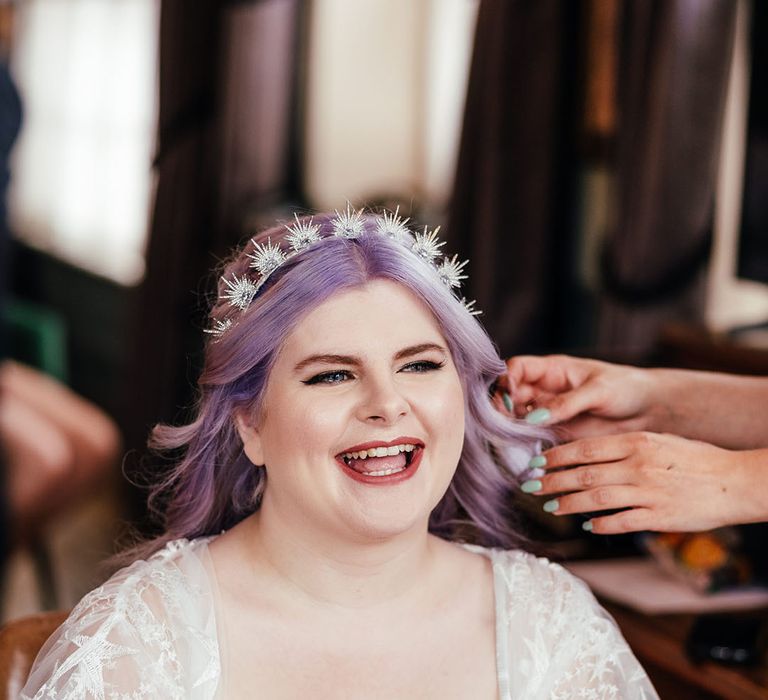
[{"x1": 0, "y1": 610, "x2": 68, "y2": 699}]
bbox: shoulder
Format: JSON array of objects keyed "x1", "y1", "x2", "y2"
[
  {"x1": 466, "y1": 546, "x2": 593, "y2": 608},
  {"x1": 476, "y1": 547, "x2": 659, "y2": 698},
  {"x1": 67, "y1": 537, "x2": 216, "y2": 629},
  {"x1": 484, "y1": 548, "x2": 621, "y2": 633},
  {"x1": 21, "y1": 538, "x2": 220, "y2": 700}
]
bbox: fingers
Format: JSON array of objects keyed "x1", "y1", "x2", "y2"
[
  {"x1": 586, "y1": 508, "x2": 658, "y2": 535},
  {"x1": 543, "y1": 435, "x2": 634, "y2": 469},
  {"x1": 504, "y1": 355, "x2": 564, "y2": 390},
  {"x1": 539, "y1": 380, "x2": 611, "y2": 425},
  {"x1": 518, "y1": 432, "x2": 663, "y2": 533},
  {"x1": 503, "y1": 356, "x2": 614, "y2": 426},
  {"x1": 501, "y1": 355, "x2": 575, "y2": 407},
  {"x1": 528, "y1": 462, "x2": 636, "y2": 496},
  {"x1": 545, "y1": 485, "x2": 645, "y2": 516}
]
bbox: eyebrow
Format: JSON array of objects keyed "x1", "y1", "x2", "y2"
[{"x1": 293, "y1": 343, "x2": 448, "y2": 373}]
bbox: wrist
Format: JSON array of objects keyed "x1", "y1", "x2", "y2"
[
  {"x1": 641, "y1": 368, "x2": 680, "y2": 433},
  {"x1": 737, "y1": 449, "x2": 768, "y2": 525}
]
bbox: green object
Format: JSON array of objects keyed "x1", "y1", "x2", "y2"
[
  {"x1": 502, "y1": 392, "x2": 513, "y2": 412},
  {"x1": 528, "y1": 454, "x2": 547, "y2": 469},
  {"x1": 525, "y1": 407, "x2": 551, "y2": 425},
  {"x1": 582, "y1": 520, "x2": 594, "y2": 532},
  {"x1": 521, "y1": 479, "x2": 542, "y2": 493},
  {"x1": 3, "y1": 299, "x2": 68, "y2": 382},
  {"x1": 543, "y1": 499, "x2": 559, "y2": 513}
]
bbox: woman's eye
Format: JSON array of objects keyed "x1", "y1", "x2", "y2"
[
  {"x1": 400, "y1": 360, "x2": 444, "y2": 374},
  {"x1": 303, "y1": 370, "x2": 353, "y2": 385}
]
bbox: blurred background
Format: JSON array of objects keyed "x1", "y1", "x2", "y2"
[{"x1": 1, "y1": 0, "x2": 768, "y2": 694}]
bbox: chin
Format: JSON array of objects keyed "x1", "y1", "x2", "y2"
[{"x1": 335, "y1": 489, "x2": 443, "y2": 543}]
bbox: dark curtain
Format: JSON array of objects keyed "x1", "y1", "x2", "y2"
[
  {"x1": 123, "y1": 1, "x2": 303, "y2": 491},
  {"x1": 737, "y1": 1, "x2": 768, "y2": 285},
  {"x1": 447, "y1": 0, "x2": 583, "y2": 357},
  {"x1": 122, "y1": 0, "x2": 223, "y2": 459},
  {"x1": 449, "y1": 0, "x2": 736, "y2": 361},
  {"x1": 598, "y1": 0, "x2": 737, "y2": 359}
]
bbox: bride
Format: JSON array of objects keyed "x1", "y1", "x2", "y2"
[{"x1": 22, "y1": 209, "x2": 658, "y2": 698}]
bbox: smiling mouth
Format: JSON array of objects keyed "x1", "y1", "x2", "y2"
[{"x1": 337, "y1": 441, "x2": 422, "y2": 478}]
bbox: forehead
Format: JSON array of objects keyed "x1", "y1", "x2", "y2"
[{"x1": 279, "y1": 280, "x2": 447, "y2": 359}]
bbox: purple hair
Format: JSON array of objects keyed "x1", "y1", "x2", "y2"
[{"x1": 145, "y1": 212, "x2": 549, "y2": 553}]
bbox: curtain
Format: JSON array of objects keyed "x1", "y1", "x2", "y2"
[
  {"x1": 122, "y1": 0, "x2": 222, "y2": 458},
  {"x1": 447, "y1": 0, "x2": 582, "y2": 356},
  {"x1": 449, "y1": 0, "x2": 737, "y2": 361},
  {"x1": 597, "y1": 0, "x2": 737, "y2": 359},
  {"x1": 123, "y1": 0, "x2": 303, "y2": 469}
]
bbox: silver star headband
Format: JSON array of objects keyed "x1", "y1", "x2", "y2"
[{"x1": 206, "y1": 206, "x2": 480, "y2": 337}]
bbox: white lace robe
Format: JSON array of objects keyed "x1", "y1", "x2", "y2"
[{"x1": 21, "y1": 538, "x2": 659, "y2": 699}]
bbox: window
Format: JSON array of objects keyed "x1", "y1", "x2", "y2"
[{"x1": 8, "y1": 0, "x2": 158, "y2": 285}]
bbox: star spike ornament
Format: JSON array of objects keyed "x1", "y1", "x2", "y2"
[
  {"x1": 331, "y1": 204, "x2": 366, "y2": 239},
  {"x1": 436, "y1": 254, "x2": 468, "y2": 289},
  {"x1": 411, "y1": 225, "x2": 446, "y2": 263},
  {"x1": 204, "y1": 317, "x2": 234, "y2": 337},
  {"x1": 375, "y1": 206, "x2": 411, "y2": 242},
  {"x1": 460, "y1": 297, "x2": 482, "y2": 316},
  {"x1": 222, "y1": 274, "x2": 258, "y2": 310},
  {"x1": 285, "y1": 214, "x2": 322, "y2": 252},
  {"x1": 247, "y1": 238, "x2": 287, "y2": 277}
]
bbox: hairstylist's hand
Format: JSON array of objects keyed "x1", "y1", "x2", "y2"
[
  {"x1": 499, "y1": 355, "x2": 658, "y2": 439},
  {"x1": 521, "y1": 432, "x2": 766, "y2": 534}
]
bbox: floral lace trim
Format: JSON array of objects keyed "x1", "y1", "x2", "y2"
[{"x1": 24, "y1": 539, "x2": 220, "y2": 700}]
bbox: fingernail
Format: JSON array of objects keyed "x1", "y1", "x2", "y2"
[
  {"x1": 502, "y1": 392, "x2": 513, "y2": 412},
  {"x1": 525, "y1": 408, "x2": 551, "y2": 425},
  {"x1": 543, "y1": 499, "x2": 559, "y2": 513},
  {"x1": 582, "y1": 520, "x2": 593, "y2": 532},
  {"x1": 520, "y1": 479, "x2": 542, "y2": 493},
  {"x1": 528, "y1": 455, "x2": 547, "y2": 469}
]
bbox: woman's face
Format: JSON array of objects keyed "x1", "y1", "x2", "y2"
[{"x1": 238, "y1": 279, "x2": 465, "y2": 542}]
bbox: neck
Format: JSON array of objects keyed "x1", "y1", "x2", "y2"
[{"x1": 241, "y1": 497, "x2": 440, "y2": 611}]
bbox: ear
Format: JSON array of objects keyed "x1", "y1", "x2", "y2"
[{"x1": 234, "y1": 411, "x2": 265, "y2": 466}]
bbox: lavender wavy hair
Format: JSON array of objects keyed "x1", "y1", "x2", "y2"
[{"x1": 145, "y1": 211, "x2": 549, "y2": 553}]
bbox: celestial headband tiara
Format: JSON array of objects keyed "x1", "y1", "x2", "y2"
[{"x1": 206, "y1": 205, "x2": 480, "y2": 337}]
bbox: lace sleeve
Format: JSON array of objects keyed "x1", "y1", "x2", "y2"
[
  {"x1": 20, "y1": 540, "x2": 220, "y2": 700},
  {"x1": 498, "y1": 551, "x2": 659, "y2": 699}
]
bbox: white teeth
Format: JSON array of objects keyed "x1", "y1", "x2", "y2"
[
  {"x1": 340, "y1": 443, "x2": 419, "y2": 461},
  {"x1": 366, "y1": 465, "x2": 407, "y2": 477}
]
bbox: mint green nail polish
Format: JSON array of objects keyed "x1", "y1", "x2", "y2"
[
  {"x1": 543, "y1": 499, "x2": 559, "y2": 513},
  {"x1": 582, "y1": 520, "x2": 593, "y2": 532},
  {"x1": 528, "y1": 455, "x2": 547, "y2": 469},
  {"x1": 502, "y1": 392, "x2": 513, "y2": 412},
  {"x1": 526, "y1": 407, "x2": 551, "y2": 425},
  {"x1": 521, "y1": 479, "x2": 542, "y2": 493}
]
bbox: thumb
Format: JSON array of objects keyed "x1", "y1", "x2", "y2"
[{"x1": 535, "y1": 381, "x2": 607, "y2": 425}]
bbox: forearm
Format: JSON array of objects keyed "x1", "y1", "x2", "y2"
[{"x1": 644, "y1": 369, "x2": 768, "y2": 449}]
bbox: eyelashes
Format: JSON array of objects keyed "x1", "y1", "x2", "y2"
[
  {"x1": 302, "y1": 360, "x2": 445, "y2": 386},
  {"x1": 303, "y1": 370, "x2": 353, "y2": 386},
  {"x1": 400, "y1": 360, "x2": 445, "y2": 373}
]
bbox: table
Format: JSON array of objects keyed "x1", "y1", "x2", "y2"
[{"x1": 604, "y1": 601, "x2": 768, "y2": 699}]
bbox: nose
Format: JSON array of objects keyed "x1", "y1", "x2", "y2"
[{"x1": 357, "y1": 373, "x2": 409, "y2": 424}]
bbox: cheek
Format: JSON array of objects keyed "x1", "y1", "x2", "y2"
[
  {"x1": 260, "y1": 394, "x2": 346, "y2": 463},
  {"x1": 425, "y1": 377, "x2": 465, "y2": 442}
]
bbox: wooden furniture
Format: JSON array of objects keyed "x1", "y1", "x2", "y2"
[
  {"x1": 0, "y1": 610, "x2": 68, "y2": 699},
  {"x1": 605, "y1": 601, "x2": 768, "y2": 699}
]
